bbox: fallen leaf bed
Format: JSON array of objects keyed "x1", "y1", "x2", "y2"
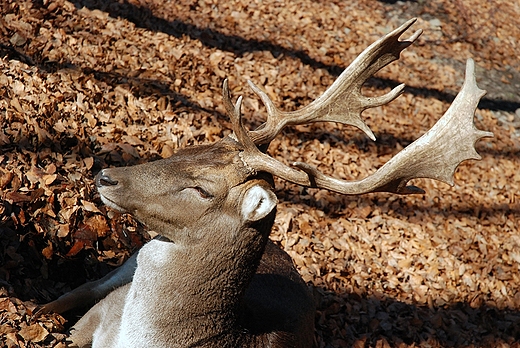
[{"x1": 1, "y1": 0, "x2": 519, "y2": 347}]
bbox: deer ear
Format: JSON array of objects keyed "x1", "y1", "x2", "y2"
[{"x1": 241, "y1": 185, "x2": 277, "y2": 222}]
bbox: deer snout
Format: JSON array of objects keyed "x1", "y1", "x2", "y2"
[
  {"x1": 96, "y1": 170, "x2": 119, "y2": 188},
  {"x1": 95, "y1": 169, "x2": 128, "y2": 212}
]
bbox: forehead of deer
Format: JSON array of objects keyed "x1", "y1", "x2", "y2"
[{"x1": 163, "y1": 138, "x2": 251, "y2": 183}]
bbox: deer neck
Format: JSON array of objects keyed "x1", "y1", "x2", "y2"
[{"x1": 118, "y1": 218, "x2": 272, "y2": 346}]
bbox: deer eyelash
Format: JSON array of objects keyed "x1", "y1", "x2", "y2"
[{"x1": 193, "y1": 186, "x2": 213, "y2": 199}]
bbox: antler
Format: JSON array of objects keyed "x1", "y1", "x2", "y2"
[
  {"x1": 293, "y1": 58, "x2": 494, "y2": 194},
  {"x1": 247, "y1": 18, "x2": 422, "y2": 145},
  {"x1": 228, "y1": 59, "x2": 492, "y2": 195},
  {"x1": 224, "y1": 19, "x2": 493, "y2": 195}
]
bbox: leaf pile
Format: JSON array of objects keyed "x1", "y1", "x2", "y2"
[
  {"x1": 1, "y1": 0, "x2": 519, "y2": 347},
  {"x1": 0, "y1": 288, "x2": 66, "y2": 347}
]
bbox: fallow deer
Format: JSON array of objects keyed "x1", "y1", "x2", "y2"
[{"x1": 39, "y1": 19, "x2": 492, "y2": 347}]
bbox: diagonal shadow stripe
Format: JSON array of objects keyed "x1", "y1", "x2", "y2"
[{"x1": 67, "y1": 0, "x2": 520, "y2": 113}]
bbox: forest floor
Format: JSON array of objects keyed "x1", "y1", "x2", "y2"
[{"x1": 1, "y1": 0, "x2": 519, "y2": 347}]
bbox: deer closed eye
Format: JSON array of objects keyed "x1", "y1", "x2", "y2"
[{"x1": 192, "y1": 186, "x2": 214, "y2": 199}]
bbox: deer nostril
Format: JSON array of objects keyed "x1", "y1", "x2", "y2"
[{"x1": 96, "y1": 173, "x2": 118, "y2": 187}]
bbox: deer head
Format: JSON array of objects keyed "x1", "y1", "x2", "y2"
[{"x1": 95, "y1": 140, "x2": 255, "y2": 243}]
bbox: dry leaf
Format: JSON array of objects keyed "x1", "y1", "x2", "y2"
[
  {"x1": 18, "y1": 324, "x2": 49, "y2": 342},
  {"x1": 66, "y1": 240, "x2": 85, "y2": 257},
  {"x1": 42, "y1": 243, "x2": 53, "y2": 259},
  {"x1": 84, "y1": 215, "x2": 111, "y2": 238},
  {"x1": 83, "y1": 157, "x2": 94, "y2": 170},
  {"x1": 82, "y1": 200, "x2": 101, "y2": 213},
  {"x1": 43, "y1": 174, "x2": 57, "y2": 186}
]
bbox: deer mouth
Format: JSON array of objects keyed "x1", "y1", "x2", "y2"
[{"x1": 99, "y1": 193, "x2": 127, "y2": 213}]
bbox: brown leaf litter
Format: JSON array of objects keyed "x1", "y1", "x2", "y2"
[{"x1": 0, "y1": 0, "x2": 519, "y2": 347}]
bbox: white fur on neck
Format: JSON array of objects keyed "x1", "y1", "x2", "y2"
[{"x1": 116, "y1": 239, "x2": 182, "y2": 347}]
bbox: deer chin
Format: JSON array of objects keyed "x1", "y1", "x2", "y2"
[{"x1": 99, "y1": 194, "x2": 127, "y2": 213}]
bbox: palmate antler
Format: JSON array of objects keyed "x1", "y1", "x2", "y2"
[
  {"x1": 224, "y1": 18, "x2": 493, "y2": 195},
  {"x1": 248, "y1": 18, "x2": 422, "y2": 146}
]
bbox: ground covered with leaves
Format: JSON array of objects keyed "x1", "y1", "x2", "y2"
[{"x1": 1, "y1": 0, "x2": 519, "y2": 347}]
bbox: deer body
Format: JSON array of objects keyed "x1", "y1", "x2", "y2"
[
  {"x1": 71, "y1": 240, "x2": 314, "y2": 348},
  {"x1": 39, "y1": 19, "x2": 492, "y2": 348}
]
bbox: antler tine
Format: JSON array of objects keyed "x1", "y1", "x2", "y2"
[
  {"x1": 223, "y1": 79, "x2": 250, "y2": 148},
  {"x1": 248, "y1": 18, "x2": 423, "y2": 146},
  {"x1": 223, "y1": 79, "x2": 316, "y2": 182},
  {"x1": 292, "y1": 58, "x2": 494, "y2": 194}
]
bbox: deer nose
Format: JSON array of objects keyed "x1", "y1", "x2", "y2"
[{"x1": 96, "y1": 171, "x2": 119, "y2": 187}]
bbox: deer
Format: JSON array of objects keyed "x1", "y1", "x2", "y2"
[{"x1": 37, "y1": 19, "x2": 493, "y2": 347}]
